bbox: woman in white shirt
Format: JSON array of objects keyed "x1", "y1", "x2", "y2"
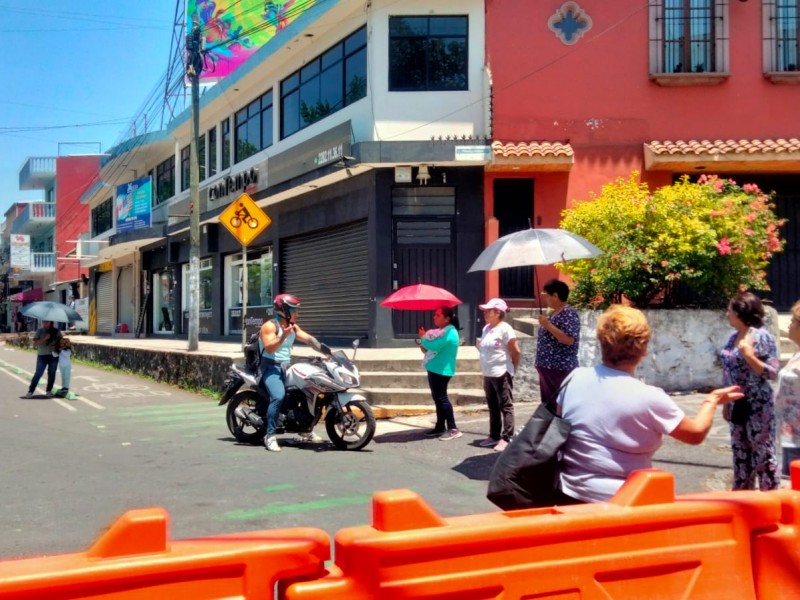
[
  {"x1": 556, "y1": 305, "x2": 743, "y2": 503},
  {"x1": 477, "y1": 298, "x2": 521, "y2": 452},
  {"x1": 776, "y1": 300, "x2": 800, "y2": 477}
]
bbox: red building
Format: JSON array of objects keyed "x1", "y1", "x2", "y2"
[
  {"x1": 485, "y1": 0, "x2": 800, "y2": 309},
  {"x1": 54, "y1": 155, "x2": 99, "y2": 302}
]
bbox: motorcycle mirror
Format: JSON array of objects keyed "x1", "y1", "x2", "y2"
[{"x1": 352, "y1": 339, "x2": 360, "y2": 349}]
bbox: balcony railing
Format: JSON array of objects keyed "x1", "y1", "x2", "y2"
[
  {"x1": 18, "y1": 157, "x2": 56, "y2": 191},
  {"x1": 11, "y1": 203, "x2": 56, "y2": 235},
  {"x1": 29, "y1": 252, "x2": 56, "y2": 273}
]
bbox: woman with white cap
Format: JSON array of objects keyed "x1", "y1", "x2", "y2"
[{"x1": 477, "y1": 298, "x2": 520, "y2": 452}]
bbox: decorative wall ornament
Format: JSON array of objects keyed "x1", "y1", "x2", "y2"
[{"x1": 548, "y1": 2, "x2": 593, "y2": 45}]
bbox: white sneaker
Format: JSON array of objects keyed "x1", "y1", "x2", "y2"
[
  {"x1": 494, "y1": 439, "x2": 509, "y2": 452},
  {"x1": 264, "y1": 436, "x2": 281, "y2": 452},
  {"x1": 297, "y1": 431, "x2": 323, "y2": 443}
]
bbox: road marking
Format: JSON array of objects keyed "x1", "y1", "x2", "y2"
[{"x1": 0, "y1": 359, "x2": 105, "y2": 411}]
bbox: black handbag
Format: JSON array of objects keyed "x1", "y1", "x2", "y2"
[{"x1": 487, "y1": 402, "x2": 571, "y2": 510}]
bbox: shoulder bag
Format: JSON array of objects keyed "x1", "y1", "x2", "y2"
[{"x1": 487, "y1": 400, "x2": 571, "y2": 510}]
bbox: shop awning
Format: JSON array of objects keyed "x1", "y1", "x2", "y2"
[
  {"x1": 487, "y1": 140, "x2": 574, "y2": 172},
  {"x1": 644, "y1": 138, "x2": 800, "y2": 172},
  {"x1": 10, "y1": 288, "x2": 44, "y2": 303},
  {"x1": 87, "y1": 237, "x2": 166, "y2": 264}
]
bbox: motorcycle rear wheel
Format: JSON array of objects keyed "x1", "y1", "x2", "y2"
[
  {"x1": 325, "y1": 400, "x2": 376, "y2": 451},
  {"x1": 226, "y1": 391, "x2": 266, "y2": 445}
]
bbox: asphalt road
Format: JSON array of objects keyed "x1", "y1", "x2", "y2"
[{"x1": 0, "y1": 342, "x2": 741, "y2": 560}]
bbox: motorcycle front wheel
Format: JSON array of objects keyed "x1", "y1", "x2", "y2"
[
  {"x1": 325, "y1": 400, "x2": 376, "y2": 451},
  {"x1": 226, "y1": 391, "x2": 265, "y2": 445}
]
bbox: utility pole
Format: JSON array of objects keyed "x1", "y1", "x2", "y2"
[{"x1": 186, "y1": 13, "x2": 203, "y2": 351}]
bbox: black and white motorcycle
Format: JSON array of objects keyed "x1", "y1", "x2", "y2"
[{"x1": 219, "y1": 340, "x2": 376, "y2": 451}]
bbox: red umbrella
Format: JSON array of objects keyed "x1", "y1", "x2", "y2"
[{"x1": 381, "y1": 284, "x2": 462, "y2": 310}]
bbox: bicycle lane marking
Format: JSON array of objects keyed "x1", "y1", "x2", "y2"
[{"x1": 0, "y1": 359, "x2": 105, "y2": 412}]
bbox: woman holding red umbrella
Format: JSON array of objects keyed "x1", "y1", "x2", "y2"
[{"x1": 418, "y1": 306, "x2": 462, "y2": 441}]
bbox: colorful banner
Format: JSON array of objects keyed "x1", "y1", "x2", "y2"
[
  {"x1": 116, "y1": 176, "x2": 153, "y2": 233},
  {"x1": 10, "y1": 234, "x2": 30, "y2": 269},
  {"x1": 187, "y1": 0, "x2": 317, "y2": 82}
]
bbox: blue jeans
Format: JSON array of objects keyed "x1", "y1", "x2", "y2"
[
  {"x1": 258, "y1": 360, "x2": 286, "y2": 436},
  {"x1": 29, "y1": 354, "x2": 58, "y2": 394}
]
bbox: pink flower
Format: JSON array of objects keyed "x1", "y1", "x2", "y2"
[
  {"x1": 716, "y1": 238, "x2": 732, "y2": 255},
  {"x1": 743, "y1": 183, "x2": 760, "y2": 194},
  {"x1": 745, "y1": 213, "x2": 757, "y2": 222},
  {"x1": 661, "y1": 260, "x2": 669, "y2": 267},
  {"x1": 743, "y1": 228, "x2": 754, "y2": 236},
  {"x1": 709, "y1": 209, "x2": 725, "y2": 217}
]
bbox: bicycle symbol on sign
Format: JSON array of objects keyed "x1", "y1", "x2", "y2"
[
  {"x1": 82, "y1": 382, "x2": 149, "y2": 393},
  {"x1": 230, "y1": 202, "x2": 260, "y2": 229}
]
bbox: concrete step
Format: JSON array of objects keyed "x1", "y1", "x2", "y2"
[
  {"x1": 354, "y1": 357, "x2": 482, "y2": 372},
  {"x1": 359, "y1": 387, "x2": 486, "y2": 407},
  {"x1": 359, "y1": 371, "x2": 484, "y2": 389},
  {"x1": 511, "y1": 317, "x2": 539, "y2": 337}
]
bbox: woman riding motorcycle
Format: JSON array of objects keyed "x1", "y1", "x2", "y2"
[{"x1": 259, "y1": 293, "x2": 327, "y2": 452}]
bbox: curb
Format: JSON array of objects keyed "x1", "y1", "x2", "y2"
[{"x1": 371, "y1": 404, "x2": 491, "y2": 420}]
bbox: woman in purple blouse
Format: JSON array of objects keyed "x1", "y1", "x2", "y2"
[
  {"x1": 535, "y1": 279, "x2": 580, "y2": 411},
  {"x1": 720, "y1": 292, "x2": 780, "y2": 491}
]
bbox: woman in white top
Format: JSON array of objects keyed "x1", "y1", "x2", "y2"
[
  {"x1": 556, "y1": 305, "x2": 743, "y2": 504},
  {"x1": 477, "y1": 298, "x2": 521, "y2": 452},
  {"x1": 776, "y1": 300, "x2": 800, "y2": 477}
]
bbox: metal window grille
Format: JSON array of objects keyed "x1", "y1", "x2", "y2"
[
  {"x1": 765, "y1": 0, "x2": 799, "y2": 72},
  {"x1": 650, "y1": 0, "x2": 728, "y2": 73}
]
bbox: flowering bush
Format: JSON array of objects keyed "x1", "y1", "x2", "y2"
[{"x1": 559, "y1": 173, "x2": 785, "y2": 308}]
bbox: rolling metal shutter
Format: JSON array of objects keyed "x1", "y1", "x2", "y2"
[
  {"x1": 281, "y1": 220, "x2": 368, "y2": 338},
  {"x1": 96, "y1": 272, "x2": 114, "y2": 334}
]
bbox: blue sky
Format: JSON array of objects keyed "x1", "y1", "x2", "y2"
[{"x1": 0, "y1": 0, "x2": 179, "y2": 215}]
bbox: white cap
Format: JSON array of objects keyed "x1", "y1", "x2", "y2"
[{"x1": 479, "y1": 298, "x2": 508, "y2": 312}]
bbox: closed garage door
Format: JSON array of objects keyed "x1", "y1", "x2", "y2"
[
  {"x1": 96, "y1": 272, "x2": 114, "y2": 334},
  {"x1": 281, "y1": 220, "x2": 368, "y2": 338}
]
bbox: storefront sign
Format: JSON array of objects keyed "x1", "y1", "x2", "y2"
[
  {"x1": 229, "y1": 306, "x2": 270, "y2": 337},
  {"x1": 455, "y1": 145, "x2": 492, "y2": 161},
  {"x1": 10, "y1": 234, "x2": 30, "y2": 269},
  {"x1": 268, "y1": 121, "x2": 351, "y2": 187},
  {"x1": 208, "y1": 167, "x2": 259, "y2": 201},
  {"x1": 116, "y1": 175, "x2": 153, "y2": 233}
]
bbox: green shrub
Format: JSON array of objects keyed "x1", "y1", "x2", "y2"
[{"x1": 559, "y1": 173, "x2": 785, "y2": 308}]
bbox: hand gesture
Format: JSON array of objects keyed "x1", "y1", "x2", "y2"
[
  {"x1": 736, "y1": 334, "x2": 755, "y2": 359},
  {"x1": 417, "y1": 326, "x2": 426, "y2": 337},
  {"x1": 707, "y1": 385, "x2": 744, "y2": 406}
]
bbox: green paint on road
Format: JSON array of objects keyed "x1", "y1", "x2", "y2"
[
  {"x1": 222, "y1": 494, "x2": 371, "y2": 520},
  {"x1": 262, "y1": 483, "x2": 296, "y2": 493}
]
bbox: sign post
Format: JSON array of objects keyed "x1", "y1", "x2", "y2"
[{"x1": 218, "y1": 193, "x2": 272, "y2": 347}]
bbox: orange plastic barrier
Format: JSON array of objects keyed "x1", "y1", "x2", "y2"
[
  {"x1": 0, "y1": 507, "x2": 329, "y2": 599},
  {"x1": 5, "y1": 468, "x2": 800, "y2": 599},
  {"x1": 285, "y1": 469, "x2": 800, "y2": 600}
]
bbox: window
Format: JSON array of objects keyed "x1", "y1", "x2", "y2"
[
  {"x1": 764, "y1": 0, "x2": 799, "y2": 74},
  {"x1": 199, "y1": 133, "x2": 206, "y2": 181},
  {"x1": 180, "y1": 145, "x2": 191, "y2": 191},
  {"x1": 235, "y1": 90, "x2": 273, "y2": 164},
  {"x1": 208, "y1": 126, "x2": 217, "y2": 177},
  {"x1": 649, "y1": 0, "x2": 728, "y2": 77},
  {"x1": 182, "y1": 259, "x2": 213, "y2": 311},
  {"x1": 91, "y1": 197, "x2": 113, "y2": 236},
  {"x1": 389, "y1": 16, "x2": 468, "y2": 91},
  {"x1": 281, "y1": 27, "x2": 367, "y2": 139},
  {"x1": 221, "y1": 118, "x2": 231, "y2": 171},
  {"x1": 156, "y1": 156, "x2": 175, "y2": 204}
]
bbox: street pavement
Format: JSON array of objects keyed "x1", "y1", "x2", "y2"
[{"x1": 0, "y1": 340, "x2": 755, "y2": 561}]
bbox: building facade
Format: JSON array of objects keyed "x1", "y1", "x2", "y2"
[
  {"x1": 485, "y1": 0, "x2": 800, "y2": 309},
  {"x1": 81, "y1": 0, "x2": 490, "y2": 345}
]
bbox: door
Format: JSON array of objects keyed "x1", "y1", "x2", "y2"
[
  {"x1": 767, "y1": 193, "x2": 800, "y2": 311},
  {"x1": 494, "y1": 178, "x2": 534, "y2": 299},
  {"x1": 117, "y1": 266, "x2": 134, "y2": 331},
  {"x1": 392, "y1": 187, "x2": 456, "y2": 337},
  {"x1": 96, "y1": 272, "x2": 113, "y2": 334}
]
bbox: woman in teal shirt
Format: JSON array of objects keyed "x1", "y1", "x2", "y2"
[{"x1": 419, "y1": 305, "x2": 462, "y2": 441}]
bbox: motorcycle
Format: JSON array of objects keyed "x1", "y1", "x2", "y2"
[{"x1": 219, "y1": 340, "x2": 376, "y2": 451}]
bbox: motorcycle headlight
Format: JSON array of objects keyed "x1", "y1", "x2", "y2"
[{"x1": 340, "y1": 374, "x2": 358, "y2": 387}]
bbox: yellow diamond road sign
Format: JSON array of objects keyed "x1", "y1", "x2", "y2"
[{"x1": 219, "y1": 193, "x2": 271, "y2": 247}]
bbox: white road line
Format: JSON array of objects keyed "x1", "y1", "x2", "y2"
[
  {"x1": 76, "y1": 396, "x2": 105, "y2": 410},
  {"x1": 51, "y1": 397, "x2": 77, "y2": 412},
  {"x1": 0, "y1": 359, "x2": 105, "y2": 411}
]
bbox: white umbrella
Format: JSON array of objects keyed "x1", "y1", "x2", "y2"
[{"x1": 468, "y1": 228, "x2": 603, "y2": 272}]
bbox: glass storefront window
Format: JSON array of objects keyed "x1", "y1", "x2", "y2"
[
  {"x1": 224, "y1": 249, "x2": 272, "y2": 335},
  {"x1": 153, "y1": 270, "x2": 175, "y2": 334}
]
